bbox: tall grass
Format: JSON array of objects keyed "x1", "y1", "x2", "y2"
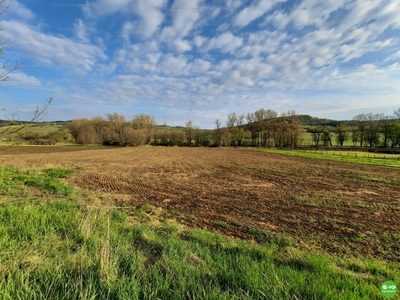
[{"x1": 0, "y1": 166, "x2": 398, "y2": 299}]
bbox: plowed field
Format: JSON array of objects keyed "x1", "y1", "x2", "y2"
[{"x1": 1, "y1": 146, "x2": 399, "y2": 260}]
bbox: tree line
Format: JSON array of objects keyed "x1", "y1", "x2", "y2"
[
  {"x1": 65, "y1": 107, "x2": 400, "y2": 149},
  {"x1": 66, "y1": 109, "x2": 304, "y2": 147},
  {"x1": 308, "y1": 109, "x2": 400, "y2": 148}
]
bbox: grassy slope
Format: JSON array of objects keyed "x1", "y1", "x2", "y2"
[
  {"x1": 0, "y1": 123, "x2": 63, "y2": 141},
  {"x1": 0, "y1": 166, "x2": 399, "y2": 299}
]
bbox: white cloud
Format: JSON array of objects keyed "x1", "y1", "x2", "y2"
[
  {"x1": 264, "y1": 11, "x2": 290, "y2": 30},
  {"x1": 84, "y1": 0, "x2": 134, "y2": 16},
  {"x1": 173, "y1": 39, "x2": 192, "y2": 53},
  {"x1": 6, "y1": 1, "x2": 35, "y2": 21},
  {"x1": 159, "y1": 0, "x2": 203, "y2": 43},
  {"x1": 146, "y1": 52, "x2": 162, "y2": 64},
  {"x1": 121, "y1": 21, "x2": 134, "y2": 42},
  {"x1": 234, "y1": 0, "x2": 287, "y2": 27},
  {"x1": 160, "y1": 55, "x2": 189, "y2": 76},
  {"x1": 2, "y1": 0, "x2": 400, "y2": 127},
  {"x1": 263, "y1": 0, "x2": 351, "y2": 29},
  {"x1": 134, "y1": 0, "x2": 168, "y2": 38},
  {"x1": 85, "y1": 0, "x2": 167, "y2": 38},
  {"x1": 194, "y1": 35, "x2": 206, "y2": 47},
  {"x1": 3, "y1": 20, "x2": 107, "y2": 74},
  {"x1": 216, "y1": 23, "x2": 230, "y2": 32},
  {"x1": 74, "y1": 19, "x2": 94, "y2": 43},
  {"x1": 96, "y1": 62, "x2": 117, "y2": 75},
  {"x1": 207, "y1": 32, "x2": 243, "y2": 53},
  {"x1": 226, "y1": 0, "x2": 244, "y2": 12},
  {"x1": 190, "y1": 59, "x2": 211, "y2": 73},
  {"x1": 6, "y1": 71, "x2": 41, "y2": 87},
  {"x1": 384, "y1": 50, "x2": 400, "y2": 62}
]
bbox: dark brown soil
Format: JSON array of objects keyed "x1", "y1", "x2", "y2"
[{"x1": 1, "y1": 146, "x2": 399, "y2": 260}]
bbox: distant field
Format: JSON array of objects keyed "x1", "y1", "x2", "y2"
[
  {"x1": 1, "y1": 146, "x2": 399, "y2": 298},
  {"x1": 255, "y1": 148, "x2": 400, "y2": 168},
  {"x1": 0, "y1": 123, "x2": 63, "y2": 136},
  {"x1": 0, "y1": 123, "x2": 64, "y2": 143}
]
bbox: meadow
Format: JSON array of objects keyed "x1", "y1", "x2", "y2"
[{"x1": 0, "y1": 146, "x2": 399, "y2": 299}]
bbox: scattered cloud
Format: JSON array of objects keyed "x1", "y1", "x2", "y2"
[
  {"x1": 234, "y1": 0, "x2": 287, "y2": 27},
  {"x1": 6, "y1": 1, "x2": 35, "y2": 21},
  {"x1": 1, "y1": 0, "x2": 399, "y2": 127}
]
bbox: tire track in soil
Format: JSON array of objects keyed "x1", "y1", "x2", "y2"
[{"x1": 4, "y1": 146, "x2": 400, "y2": 260}]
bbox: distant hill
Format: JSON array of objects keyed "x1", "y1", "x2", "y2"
[
  {"x1": 0, "y1": 120, "x2": 71, "y2": 126},
  {"x1": 297, "y1": 115, "x2": 355, "y2": 127}
]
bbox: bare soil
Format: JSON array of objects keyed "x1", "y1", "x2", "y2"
[{"x1": 1, "y1": 146, "x2": 399, "y2": 260}]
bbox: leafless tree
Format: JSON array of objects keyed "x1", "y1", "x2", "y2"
[
  {"x1": 310, "y1": 126, "x2": 323, "y2": 146},
  {"x1": 246, "y1": 112, "x2": 258, "y2": 146},
  {"x1": 213, "y1": 119, "x2": 222, "y2": 146},
  {"x1": 91, "y1": 116, "x2": 107, "y2": 145},
  {"x1": 0, "y1": 3, "x2": 52, "y2": 145},
  {"x1": 105, "y1": 113, "x2": 128, "y2": 146},
  {"x1": 132, "y1": 114, "x2": 157, "y2": 144},
  {"x1": 185, "y1": 120, "x2": 193, "y2": 146},
  {"x1": 354, "y1": 113, "x2": 368, "y2": 147},
  {"x1": 365, "y1": 113, "x2": 385, "y2": 147},
  {"x1": 394, "y1": 107, "x2": 400, "y2": 120}
]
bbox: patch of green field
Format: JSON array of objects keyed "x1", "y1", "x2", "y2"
[
  {"x1": 0, "y1": 166, "x2": 399, "y2": 299},
  {"x1": 0, "y1": 123, "x2": 62, "y2": 138},
  {"x1": 300, "y1": 132, "x2": 356, "y2": 147},
  {"x1": 253, "y1": 148, "x2": 400, "y2": 168}
]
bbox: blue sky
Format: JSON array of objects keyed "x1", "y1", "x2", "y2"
[{"x1": 1, "y1": 0, "x2": 399, "y2": 128}]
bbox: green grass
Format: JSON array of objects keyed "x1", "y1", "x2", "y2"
[
  {"x1": 300, "y1": 132, "x2": 386, "y2": 147},
  {"x1": 0, "y1": 166, "x2": 399, "y2": 299},
  {"x1": 0, "y1": 166, "x2": 77, "y2": 197},
  {"x1": 253, "y1": 148, "x2": 400, "y2": 168},
  {"x1": 0, "y1": 123, "x2": 62, "y2": 138}
]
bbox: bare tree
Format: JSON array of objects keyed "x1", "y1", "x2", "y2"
[
  {"x1": 0, "y1": 3, "x2": 52, "y2": 144},
  {"x1": 213, "y1": 119, "x2": 222, "y2": 146},
  {"x1": 254, "y1": 108, "x2": 266, "y2": 146},
  {"x1": 0, "y1": 0, "x2": 21, "y2": 82},
  {"x1": 365, "y1": 113, "x2": 385, "y2": 147},
  {"x1": 263, "y1": 109, "x2": 278, "y2": 147},
  {"x1": 90, "y1": 116, "x2": 108, "y2": 145},
  {"x1": 226, "y1": 112, "x2": 245, "y2": 147},
  {"x1": 185, "y1": 120, "x2": 193, "y2": 146},
  {"x1": 286, "y1": 110, "x2": 302, "y2": 147},
  {"x1": 1, "y1": 98, "x2": 53, "y2": 141},
  {"x1": 394, "y1": 107, "x2": 400, "y2": 120},
  {"x1": 246, "y1": 112, "x2": 258, "y2": 146},
  {"x1": 354, "y1": 113, "x2": 368, "y2": 147},
  {"x1": 310, "y1": 126, "x2": 323, "y2": 146},
  {"x1": 105, "y1": 113, "x2": 128, "y2": 146},
  {"x1": 226, "y1": 112, "x2": 237, "y2": 128},
  {"x1": 132, "y1": 114, "x2": 157, "y2": 144}
]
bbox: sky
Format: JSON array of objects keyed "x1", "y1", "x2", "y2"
[{"x1": 0, "y1": 0, "x2": 399, "y2": 129}]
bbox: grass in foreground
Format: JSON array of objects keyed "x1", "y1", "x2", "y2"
[
  {"x1": 253, "y1": 148, "x2": 400, "y2": 168},
  {"x1": 0, "y1": 166, "x2": 399, "y2": 299}
]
